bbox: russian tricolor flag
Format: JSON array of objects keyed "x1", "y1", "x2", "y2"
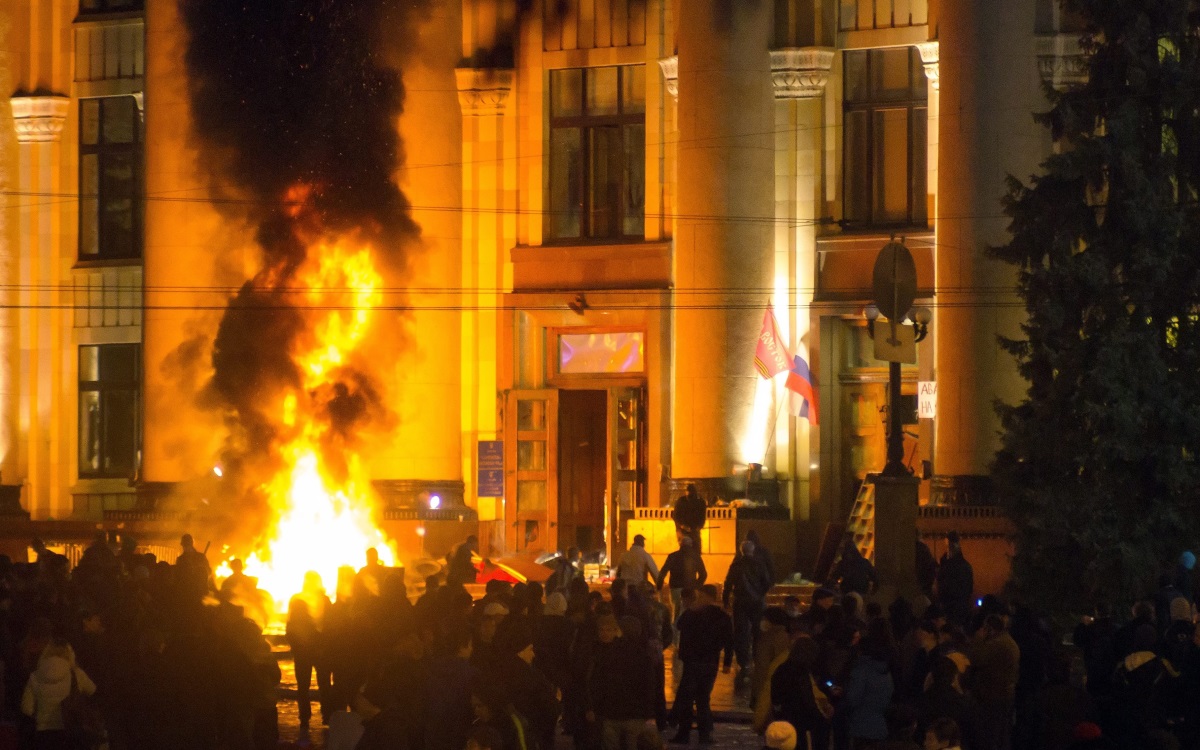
[{"x1": 785, "y1": 354, "x2": 819, "y2": 425}]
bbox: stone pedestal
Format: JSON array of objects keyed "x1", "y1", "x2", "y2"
[{"x1": 870, "y1": 473, "x2": 920, "y2": 602}]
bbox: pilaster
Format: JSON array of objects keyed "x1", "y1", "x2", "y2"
[{"x1": 456, "y1": 66, "x2": 513, "y2": 532}]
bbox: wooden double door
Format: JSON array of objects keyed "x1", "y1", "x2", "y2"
[{"x1": 504, "y1": 386, "x2": 645, "y2": 557}]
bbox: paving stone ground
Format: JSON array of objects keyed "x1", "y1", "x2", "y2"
[{"x1": 277, "y1": 647, "x2": 760, "y2": 749}]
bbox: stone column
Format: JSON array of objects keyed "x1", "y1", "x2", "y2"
[
  {"x1": 0, "y1": 14, "x2": 18, "y2": 513},
  {"x1": 769, "y1": 47, "x2": 833, "y2": 518},
  {"x1": 9, "y1": 95, "x2": 69, "y2": 518},
  {"x1": 456, "y1": 67, "x2": 512, "y2": 538},
  {"x1": 672, "y1": 0, "x2": 774, "y2": 497},
  {"x1": 934, "y1": 0, "x2": 1046, "y2": 492}
]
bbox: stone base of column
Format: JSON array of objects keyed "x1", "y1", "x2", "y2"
[{"x1": 869, "y1": 473, "x2": 920, "y2": 603}]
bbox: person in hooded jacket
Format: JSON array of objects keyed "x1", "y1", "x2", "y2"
[
  {"x1": 21, "y1": 639, "x2": 97, "y2": 750},
  {"x1": 491, "y1": 620, "x2": 559, "y2": 750},
  {"x1": 842, "y1": 619, "x2": 896, "y2": 747},
  {"x1": 770, "y1": 635, "x2": 832, "y2": 750},
  {"x1": 1108, "y1": 623, "x2": 1178, "y2": 749}
]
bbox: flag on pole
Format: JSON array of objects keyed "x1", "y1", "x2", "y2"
[
  {"x1": 754, "y1": 309, "x2": 792, "y2": 378},
  {"x1": 785, "y1": 354, "x2": 819, "y2": 425}
]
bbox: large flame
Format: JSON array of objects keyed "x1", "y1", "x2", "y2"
[{"x1": 218, "y1": 240, "x2": 396, "y2": 614}]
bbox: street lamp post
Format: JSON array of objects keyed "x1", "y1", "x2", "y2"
[
  {"x1": 868, "y1": 240, "x2": 931, "y2": 477},
  {"x1": 865, "y1": 239, "x2": 931, "y2": 602}
]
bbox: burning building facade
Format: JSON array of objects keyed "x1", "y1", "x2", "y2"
[{"x1": 0, "y1": 0, "x2": 1078, "y2": 592}]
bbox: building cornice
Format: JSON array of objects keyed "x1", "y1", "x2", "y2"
[
  {"x1": 915, "y1": 41, "x2": 939, "y2": 90},
  {"x1": 454, "y1": 67, "x2": 513, "y2": 116},
  {"x1": 1036, "y1": 33, "x2": 1088, "y2": 91},
  {"x1": 658, "y1": 56, "x2": 678, "y2": 101},
  {"x1": 769, "y1": 48, "x2": 835, "y2": 99},
  {"x1": 10, "y1": 95, "x2": 70, "y2": 143}
]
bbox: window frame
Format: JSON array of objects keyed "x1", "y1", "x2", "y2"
[
  {"x1": 78, "y1": 0, "x2": 144, "y2": 14},
  {"x1": 78, "y1": 343, "x2": 141, "y2": 479},
  {"x1": 547, "y1": 65, "x2": 646, "y2": 243},
  {"x1": 78, "y1": 96, "x2": 143, "y2": 262},
  {"x1": 841, "y1": 47, "x2": 928, "y2": 230}
]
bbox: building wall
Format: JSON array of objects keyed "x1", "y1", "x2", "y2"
[{"x1": 0, "y1": 0, "x2": 1092, "y2": 588}]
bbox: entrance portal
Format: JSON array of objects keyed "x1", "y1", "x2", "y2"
[{"x1": 558, "y1": 390, "x2": 607, "y2": 554}]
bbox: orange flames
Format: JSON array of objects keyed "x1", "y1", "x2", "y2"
[{"x1": 217, "y1": 239, "x2": 396, "y2": 614}]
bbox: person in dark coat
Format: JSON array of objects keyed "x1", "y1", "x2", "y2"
[
  {"x1": 286, "y1": 570, "x2": 332, "y2": 727},
  {"x1": 1109, "y1": 624, "x2": 1177, "y2": 749},
  {"x1": 586, "y1": 615, "x2": 656, "y2": 750},
  {"x1": 425, "y1": 624, "x2": 477, "y2": 750},
  {"x1": 657, "y1": 536, "x2": 707, "y2": 632},
  {"x1": 1175, "y1": 551, "x2": 1196, "y2": 603},
  {"x1": 448, "y1": 536, "x2": 480, "y2": 588},
  {"x1": 917, "y1": 539, "x2": 938, "y2": 600},
  {"x1": 723, "y1": 540, "x2": 771, "y2": 684},
  {"x1": 770, "y1": 636, "x2": 831, "y2": 750},
  {"x1": 490, "y1": 621, "x2": 559, "y2": 750},
  {"x1": 672, "y1": 484, "x2": 707, "y2": 548},
  {"x1": 671, "y1": 584, "x2": 733, "y2": 745},
  {"x1": 916, "y1": 655, "x2": 976, "y2": 748},
  {"x1": 1072, "y1": 603, "x2": 1118, "y2": 699},
  {"x1": 833, "y1": 539, "x2": 877, "y2": 597},
  {"x1": 936, "y1": 533, "x2": 974, "y2": 629},
  {"x1": 745, "y1": 530, "x2": 776, "y2": 585},
  {"x1": 547, "y1": 548, "x2": 584, "y2": 597},
  {"x1": 1014, "y1": 653, "x2": 1093, "y2": 750}
]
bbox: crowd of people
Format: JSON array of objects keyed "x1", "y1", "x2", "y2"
[{"x1": 9, "y1": 524, "x2": 1200, "y2": 750}]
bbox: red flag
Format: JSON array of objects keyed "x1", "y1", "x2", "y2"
[{"x1": 754, "y1": 309, "x2": 792, "y2": 378}]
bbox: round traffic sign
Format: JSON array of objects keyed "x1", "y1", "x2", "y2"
[{"x1": 872, "y1": 241, "x2": 917, "y2": 321}]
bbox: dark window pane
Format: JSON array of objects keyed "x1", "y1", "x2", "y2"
[
  {"x1": 80, "y1": 155, "x2": 100, "y2": 257},
  {"x1": 911, "y1": 108, "x2": 928, "y2": 225},
  {"x1": 844, "y1": 50, "x2": 868, "y2": 104},
  {"x1": 81, "y1": 100, "x2": 100, "y2": 146},
  {"x1": 872, "y1": 108, "x2": 909, "y2": 223},
  {"x1": 622, "y1": 123, "x2": 645, "y2": 237},
  {"x1": 78, "y1": 344, "x2": 140, "y2": 479},
  {"x1": 586, "y1": 67, "x2": 619, "y2": 116},
  {"x1": 100, "y1": 153, "x2": 136, "y2": 257},
  {"x1": 99, "y1": 344, "x2": 137, "y2": 382},
  {"x1": 102, "y1": 390, "x2": 137, "y2": 475},
  {"x1": 871, "y1": 48, "x2": 914, "y2": 101},
  {"x1": 588, "y1": 126, "x2": 621, "y2": 237},
  {"x1": 844, "y1": 110, "x2": 870, "y2": 223},
  {"x1": 622, "y1": 65, "x2": 645, "y2": 114},
  {"x1": 550, "y1": 127, "x2": 582, "y2": 239},
  {"x1": 551, "y1": 69, "x2": 583, "y2": 118},
  {"x1": 102, "y1": 97, "x2": 136, "y2": 144}
]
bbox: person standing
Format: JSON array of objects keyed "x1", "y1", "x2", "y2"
[
  {"x1": 745, "y1": 530, "x2": 775, "y2": 585},
  {"x1": 671, "y1": 584, "x2": 733, "y2": 745},
  {"x1": 833, "y1": 538, "x2": 878, "y2": 597},
  {"x1": 616, "y1": 535, "x2": 660, "y2": 586},
  {"x1": 447, "y1": 535, "x2": 480, "y2": 588},
  {"x1": 672, "y1": 484, "x2": 708, "y2": 549},
  {"x1": 548, "y1": 547, "x2": 584, "y2": 597},
  {"x1": 657, "y1": 536, "x2": 707, "y2": 632},
  {"x1": 968, "y1": 614, "x2": 1020, "y2": 750},
  {"x1": 288, "y1": 570, "x2": 332, "y2": 727},
  {"x1": 723, "y1": 540, "x2": 771, "y2": 687},
  {"x1": 936, "y1": 533, "x2": 974, "y2": 629},
  {"x1": 176, "y1": 533, "x2": 212, "y2": 600}
]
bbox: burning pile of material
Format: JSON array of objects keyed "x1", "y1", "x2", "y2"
[{"x1": 181, "y1": 0, "x2": 425, "y2": 611}]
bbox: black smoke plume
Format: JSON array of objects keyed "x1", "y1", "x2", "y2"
[{"x1": 179, "y1": 0, "x2": 425, "y2": 505}]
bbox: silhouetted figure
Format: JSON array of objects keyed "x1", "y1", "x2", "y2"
[
  {"x1": 672, "y1": 484, "x2": 707, "y2": 549},
  {"x1": 287, "y1": 570, "x2": 332, "y2": 727},
  {"x1": 671, "y1": 584, "x2": 733, "y2": 745}
]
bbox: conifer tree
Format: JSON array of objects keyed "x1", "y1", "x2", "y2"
[{"x1": 993, "y1": 0, "x2": 1200, "y2": 616}]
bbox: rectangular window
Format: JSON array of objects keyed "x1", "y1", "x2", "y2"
[
  {"x1": 80, "y1": 0, "x2": 143, "y2": 12},
  {"x1": 79, "y1": 344, "x2": 140, "y2": 478},
  {"x1": 558, "y1": 331, "x2": 645, "y2": 374},
  {"x1": 79, "y1": 96, "x2": 143, "y2": 260},
  {"x1": 548, "y1": 65, "x2": 645, "y2": 241},
  {"x1": 843, "y1": 48, "x2": 928, "y2": 228}
]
